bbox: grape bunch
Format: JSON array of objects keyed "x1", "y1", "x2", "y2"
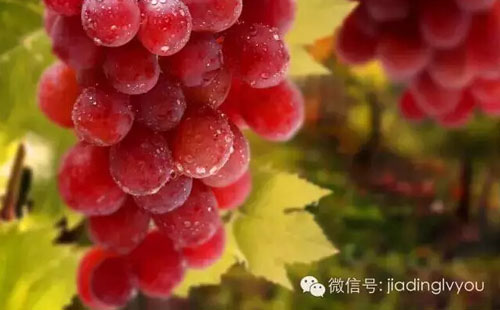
[
  {"x1": 38, "y1": 0, "x2": 303, "y2": 308},
  {"x1": 336, "y1": 0, "x2": 500, "y2": 128}
]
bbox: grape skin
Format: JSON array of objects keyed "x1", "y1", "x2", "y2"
[
  {"x1": 182, "y1": 225, "x2": 226, "y2": 269},
  {"x1": 134, "y1": 175, "x2": 193, "y2": 214},
  {"x1": 43, "y1": 0, "x2": 82, "y2": 16},
  {"x1": 212, "y1": 170, "x2": 252, "y2": 210},
  {"x1": 138, "y1": 0, "x2": 192, "y2": 56},
  {"x1": 81, "y1": 0, "x2": 141, "y2": 47},
  {"x1": 240, "y1": 0, "x2": 296, "y2": 34},
  {"x1": 182, "y1": 0, "x2": 242, "y2": 33}
]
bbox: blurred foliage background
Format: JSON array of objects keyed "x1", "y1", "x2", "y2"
[{"x1": 2, "y1": 0, "x2": 500, "y2": 309}]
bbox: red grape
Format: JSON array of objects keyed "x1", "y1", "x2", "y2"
[
  {"x1": 153, "y1": 182, "x2": 221, "y2": 247},
  {"x1": 138, "y1": 0, "x2": 192, "y2": 56},
  {"x1": 44, "y1": 9, "x2": 59, "y2": 35},
  {"x1": 43, "y1": 0, "x2": 82, "y2": 16},
  {"x1": 182, "y1": 0, "x2": 242, "y2": 32},
  {"x1": 77, "y1": 247, "x2": 115, "y2": 310},
  {"x1": 110, "y1": 126, "x2": 175, "y2": 196},
  {"x1": 398, "y1": 90, "x2": 426, "y2": 122},
  {"x1": 437, "y1": 92, "x2": 476, "y2": 128},
  {"x1": 77, "y1": 66, "x2": 108, "y2": 88},
  {"x1": 51, "y1": 16, "x2": 103, "y2": 70},
  {"x1": 103, "y1": 42, "x2": 160, "y2": 95},
  {"x1": 159, "y1": 33, "x2": 223, "y2": 87},
  {"x1": 335, "y1": 5, "x2": 378, "y2": 65},
  {"x1": 90, "y1": 256, "x2": 136, "y2": 308},
  {"x1": 129, "y1": 231, "x2": 185, "y2": 298},
  {"x1": 419, "y1": 0, "x2": 471, "y2": 49},
  {"x1": 428, "y1": 44, "x2": 476, "y2": 89},
  {"x1": 364, "y1": 0, "x2": 410, "y2": 22},
  {"x1": 38, "y1": 61, "x2": 79, "y2": 128},
  {"x1": 456, "y1": 0, "x2": 495, "y2": 12},
  {"x1": 477, "y1": 98, "x2": 500, "y2": 116},
  {"x1": 212, "y1": 170, "x2": 252, "y2": 210},
  {"x1": 240, "y1": 80, "x2": 304, "y2": 141},
  {"x1": 466, "y1": 7, "x2": 500, "y2": 75},
  {"x1": 183, "y1": 67, "x2": 232, "y2": 109},
  {"x1": 409, "y1": 72, "x2": 462, "y2": 116},
  {"x1": 73, "y1": 86, "x2": 134, "y2": 146},
  {"x1": 182, "y1": 225, "x2": 226, "y2": 269},
  {"x1": 219, "y1": 79, "x2": 248, "y2": 128},
  {"x1": 172, "y1": 104, "x2": 234, "y2": 178},
  {"x1": 203, "y1": 123, "x2": 250, "y2": 188},
  {"x1": 58, "y1": 143, "x2": 126, "y2": 216},
  {"x1": 223, "y1": 23, "x2": 290, "y2": 88},
  {"x1": 81, "y1": 0, "x2": 141, "y2": 47},
  {"x1": 240, "y1": 0, "x2": 296, "y2": 34},
  {"x1": 88, "y1": 198, "x2": 151, "y2": 254},
  {"x1": 133, "y1": 76, "x2": 187, "y2": 132},
  {"x1": 134, "y1": 175, "x2": 193, "y2": 214},
  {"x1": 377, "y1": 24, "x2": 432, "y2": 81},
  {"x1": 470, "y1": 77, "x2": 500, "y2": 103}
]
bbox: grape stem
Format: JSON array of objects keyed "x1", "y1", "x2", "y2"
[{"x1": 1, "y1": 144, "x2": 25, "y2": 221}]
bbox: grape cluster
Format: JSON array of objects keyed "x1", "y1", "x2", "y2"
[
  {"x1": 336, "y1": 0, "x2": 500, "y2": 128},
  {"x1": 38, "y1": 0, "x2": 303, "y2": 308}
]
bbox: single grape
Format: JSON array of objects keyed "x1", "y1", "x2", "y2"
[
  {"x1": 240, "y1": 80, "x2": 304, "y2": 141},
  {"x1": 466, "y1": 7, "x2": 500, "y2": 75},
  {"x1": 212, "y1": 170, "x2": 251, "y2": 210},
  {"x1": 44, "y1": 9, "x2": 59, "y2": 35},
  {"x1": 398, "y1": 91, "x2": 426, "y2": 122},
  {"x1": 134, "y1": 175, "x2": 193, "y2": 214},
  {"x1": 240, "y1": 0, "x2": 296, "y2": 34},
  {"x1": 202, "y1": 123, "x2": 250, "y2": 188},
  {"x1": 138, "y1": 0, "x2": 192, "y2": 56},
  {"x1": 103, "y1": 42, "x2": 160, "y2": 95},
  {"x1": 335, "y1": 5, "x2": 378, "y2": 65},
  {"x1": 364, "y1": 0, "x2": 410, "y2": 22},
  {"x1": 90, "y1": 256, "x2": 136, "y2": 308},
  {"x1": 470, "y1": 77, "x2": 500, "y2": 103},
  {"x1": 110, "y1": 126, "x2": 174, "y2": 196},
  {"x1": 72, "y1": 86, "x2": 134, "y2": 146},
  {"x1": 456, "y1": 0, "x2": 495, "y2": 12},
  {"x1": 51, "y1": 16, "x2": 103, "y2": 70},
  {"x1": 182, "y1": 225, "x2": 226, "y2": 269},
  {"x1": 182, "y1": 0, "x2": 242, "y2": 32},
  {"x1": 377, "y1": 24, "x2": 432, "y2": 80},
  {"x1": 88, "y1": 198, "x2": 151, "y2": 254},
  {"x1": 133, "y1": 76, "x2": 186, "y2": 132},
  {"x1": 43, "y1": 0, "x2": 82, "y2": 16},
  {"x1": 428, "y1": 44, "x2": 476, "y2": 89},
  {"x1": 129, "y1": 231, "x2": 185, "y2": 298},
  {"x1": 58, "y1": 143, "x2": 126, "y2": 216},
  {"x1": 77, "y1": 248, "x2": 115, "y2": 310},
  {"x1": 159, "y1": 33, "x2": 223, "y2": 87},
  {"x1": 436, "y1": 92, "x2": 476, "y2": 128},
  {"x1": 81, "y1": 0, "x2": 140, "y2": 47},
  {"x1": 38, "y1": 61, "x2": 79, "y2": 128},
  {"x1": 409, "y1": 72, "x2": 462, "y2": 116},
  {"x1": 419, "y1": 0, "x2": 471, "y2": 49},
  {"x1": 172, "y1": 104, "x2": 234, "y2": 178},
  {"x1": 153, "y1": 182, "x2": 221, "y2": 247},
  {"x1": 219, "y1": 79, "x2": 248, "y2": 128},
  {"x1": 223, "y1": 23, "x2": 290, "y2": 88},
  {"x1": 183, "y1": 67, "x2": 232, "y2": 109}
]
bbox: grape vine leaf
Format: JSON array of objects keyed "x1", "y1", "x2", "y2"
[
  {"x1": 0, "y1": 221, "x2": 82, "y2": 310},
  {"x1": 287, "y1": 0, "x2": 355, "y2": 77},
  {"x1": 234, "y1": 167, "x2": 336, "y2": 289}
]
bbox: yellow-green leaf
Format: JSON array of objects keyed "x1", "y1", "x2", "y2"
[
  {"x1": 174, "y1": 220, "x2": 246, "y2": 297},
  {"x1": 234, "y1": 167, "x2": 336, "y2": 289},
  {"x1": 289, "y1": 45, "x2": 330, "y2": 77},
  {"x1": 0, "y1": 221, "x2": 83, "y2": 310},
  {"x1": 286, "y1": 0, "x2": 355, "y2": 45}
]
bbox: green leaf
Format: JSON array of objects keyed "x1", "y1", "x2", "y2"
[
  {"x1": 286, "y1": 0, "x2": 355, "y2": 45},
  {"x1": 234, "y1": 167, "x2": 336, "y2": 289},
  {"x1": 0, "y1": 221, "x2": 83, "y2": 310},
  {"x1": 174, "y1": 220, "x2": 246, "y2": 297},
  {"x1": 289, "y1": 45, "x2": 330, "y2": 77}
]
